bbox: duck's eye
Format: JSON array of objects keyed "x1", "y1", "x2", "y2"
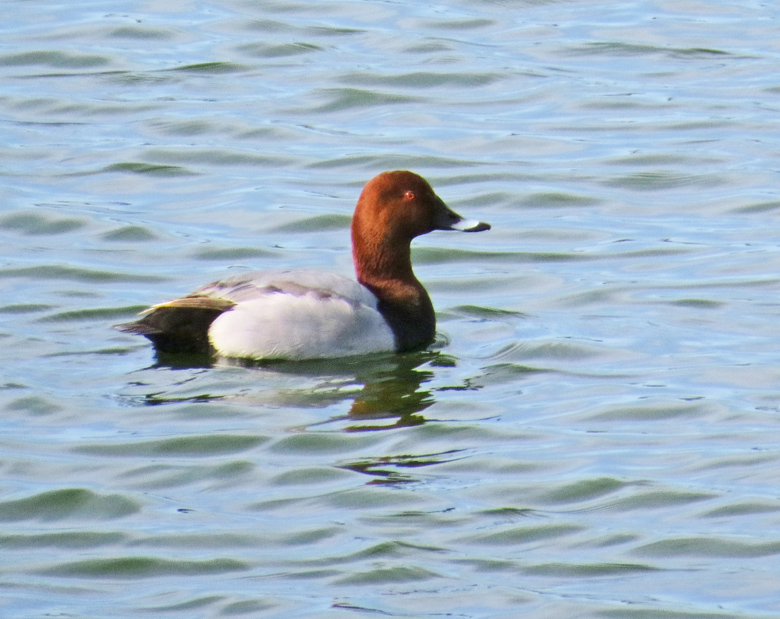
[{"x1": 403, "y1": 190, "x2": 415, "y2": 201}]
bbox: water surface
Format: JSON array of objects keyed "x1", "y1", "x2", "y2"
[{"x1": 2, "y1": 0, "x2": 780, "y2": 617}]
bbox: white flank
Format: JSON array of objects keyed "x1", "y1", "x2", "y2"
[{"x1": 205, "y1": 271, "x2": 395, "y2": 360}]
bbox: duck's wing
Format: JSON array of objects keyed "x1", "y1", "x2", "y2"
[
  {"x1": 193, "y1": 270, "x2": 380, "y2": 308},
  {"x1": 115, "y1": 270, "x2": 389, "y2": 357},
  {"x1": 142, "y1": 295, "x2": 237, "y2": 313}
]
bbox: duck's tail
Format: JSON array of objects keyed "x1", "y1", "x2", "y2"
[{"x1": 115, "y1": 296, "x2": 235, "y2": 355}]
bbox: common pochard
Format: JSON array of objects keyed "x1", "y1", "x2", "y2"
[{"x1": 117, "y1": 170, "x2": 490, "y2": 360}]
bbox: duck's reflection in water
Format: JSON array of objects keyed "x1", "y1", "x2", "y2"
[
  {"x1": 303, "y1": 351, "x2": 440, "y2": 431},
  {"x1": 146, "y1": 349, "x2": 451, "y2": 431},
  {"x1": 134, "y1": 350, "x2": 468, "y2": 484},
  {"x1": 240, "y1": 351, "x2": 445, "y2": 432}
]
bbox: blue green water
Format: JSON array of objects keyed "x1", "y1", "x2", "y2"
[{"x1": 2, "y1": 0, "x2": 780, "y2": 617}]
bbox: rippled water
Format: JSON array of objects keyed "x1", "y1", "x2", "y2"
[{"x1": 3, "y1": 0, "x2": 780, "y2": 617}]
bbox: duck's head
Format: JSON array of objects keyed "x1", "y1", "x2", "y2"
[{"x1": 352, "y1": 170, "x2": 490, "y2": 247}]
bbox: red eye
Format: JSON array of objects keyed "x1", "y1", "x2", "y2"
[{"x1": 403, "y1": 190, "x2": 415, "y2": 201}]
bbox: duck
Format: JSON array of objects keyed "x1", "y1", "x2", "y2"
[{"x1": 116, "y1": 170, "x2": 490, "y2": 360}]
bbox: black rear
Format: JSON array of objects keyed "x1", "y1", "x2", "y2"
[{"x1": 116, "y1": 307, "x2": 225, "y2": 355}]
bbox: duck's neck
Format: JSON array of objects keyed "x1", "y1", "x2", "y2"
[{"x1": 352, "y1": 233, "x2": 435, "y2": 352}]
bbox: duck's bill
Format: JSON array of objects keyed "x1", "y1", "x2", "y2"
[
  {"x1": 450, "y1": 217, "x2": 491, "y2": 232},
  {"x1": 431, "y1": 197, "x2": 491, "y2": 232}
]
